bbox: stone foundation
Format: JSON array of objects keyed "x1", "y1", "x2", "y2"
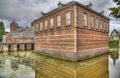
[{"x1": 34, "y1": 47, "x2": 109, "y2": 61}]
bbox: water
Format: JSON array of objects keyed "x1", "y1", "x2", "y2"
[{"x1": 0, "y1": 49, "x2": 119, "y2": 78}]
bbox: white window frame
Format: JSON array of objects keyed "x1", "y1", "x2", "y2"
[
  {"x1": 100, "y1": 20, "x2": 102, "y2": 30},
  {"x1": 91, "y1": 16, "x2": 94, "y2": 28},
  {"x1": 83, "y1": 14, "x2": 88, "y2": 26},
  {"x1": 40, "y1": 22, "x2": 42, "y2": 31},
  {"x1": 57, "y1": 15, "x2": 61, "y2": 27},
  {"x1": 45, "y1": 20, "x2": 48, "y2": 30},
  {"x1": 50, "y1": 18, "x2": 54, "y2": 29},
  {"x1": 96, "y1": 18, "x2": 98, "y2": 29},
  {"x1": 106, "y1": 23, "x2": 109, "y2": 32},
  {"x1": 65, "y1": 12, "x2": 71, "y2": 26},
  {"x1": 102, "y1": 21, "x2": 104, "y2": 30},
  {"x1": 103, "y1": 21, "x2": 105, "y2": 31},
  {"x1": 36, "y1": 24, "x2": 38, "y2": 32}
]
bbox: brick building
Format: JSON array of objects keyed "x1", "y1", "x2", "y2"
[
  {"x1": 6, "y1": 21, "x2": 34, "y2": 44},
  {"x1": 3, "y1": 21, "x2": 35, "y2": 51},
  {"x1": 10, "y1": 26, "x2": 34, "y2": 44},
  {"x1": 10, "y1": 21, "x2": 19, "y2": 33},
  {"x1": 33, "y1": 1, "x2": 109, "y2": 61}
]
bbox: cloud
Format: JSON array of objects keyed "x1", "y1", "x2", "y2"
[{"x1": 0, "y1": 0, "x2": 119, "y2": 33}]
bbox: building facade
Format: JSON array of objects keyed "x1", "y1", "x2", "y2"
[
  {"x1": 2, "y1": 22, "x2": 35, "y2": 51},
  {"x1": 10, "y1": 27, "x2": 34, "y2": 44},
  {"x1": 33, "y1": 1, "x2": 109, "y2": 61},
  {"x1": 6, "y1": 22, "x2": 34, "y2": 44}
]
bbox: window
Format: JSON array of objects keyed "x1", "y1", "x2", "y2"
[
  {"x1": 102, "y1": 21, "x2": 104, "y2": 30},
  {"x1": 103, "y1": 22, "x2": 105, "y2": 31},
  {"x1": 40, "y1": 22, "x2": 42, "y2": 31},
  {"x1": 45, "y1": 20, "x2": 48, "y2": 30},
  {"x1": 83, "y1": 14, "x2": 88, "y2": 26},
  {"x1": 57, "y1": 15, "x2": 61, "y2": 27},
  {"x1": 105, "y1": 22, "x2": 107, "y2": 31},
  {"x1": 50, "y1": 18, "x2": 54, "y2": 29},
  {"x1": 106, "y1": 23, "x2": 109, "y2": 31},
  {"x1": 36, "y1": 24, "x2": 38, "y2": 32},
  {"x1": 91, "y1": 16, "x2": 94, "y2": 28},
  {"x1": 66, "y1": 12, "x2": 71, "y2": 26},
  {"x1": 96, "y1": 18, "x2": 99, "y2": 29},
  {"x1": 100, "y1": 20, "x2": 102, "y2": 30}
]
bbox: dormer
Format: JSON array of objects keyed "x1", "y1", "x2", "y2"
[
  {"x1": 40, "y1": 11, "x2": 45, "y2": 17},
  {"x1": 86, "y1": 2, "x2": 93, "y2": 8},
  {"x1": 57, "y1": 1, "x2": 64, "y2": 8},
  {"x1": 99, "y1": 10, "x2": 105, "y2": 15}
]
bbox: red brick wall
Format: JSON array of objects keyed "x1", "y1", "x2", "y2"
[
  {"x1": 34, "y1": 5, "x2": 76, "y2": 52},
  {"x1": 77, "y1": 29, "x2": 108, "y2": 51},
  {"x1": 76, "y1": 5, "x2": 109, "y2": 51},
  {"x1": 35, "y1": 28, "x2": 75, "y2": 52},
  {"x1": 6, "y1": 34, "x2": 12, "y2": 43}
]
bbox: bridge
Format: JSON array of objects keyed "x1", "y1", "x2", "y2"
[{"x1": 0, "y1": 43, "x2": 34, "y2": 52}]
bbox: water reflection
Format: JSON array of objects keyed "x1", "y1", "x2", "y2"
[
  {"x1": 109, "y1": 48, "x2": 120, "y2": 78},
  {"x1": 110, "y1": 48, "x2": 119, "y2": 66},
  {"x1": 0, "y1": 51, "x2": 35, "y2": 78},
  {"x1": 0, "y1": 49, "x2": 120, "y2": 78},
  {"x1": 35, "y1": 54, "x2": 109, "y2": 78}
]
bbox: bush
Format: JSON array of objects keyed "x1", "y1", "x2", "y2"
[{"x1": 109, "y1": 40, "x2": 119, "y2": 48}]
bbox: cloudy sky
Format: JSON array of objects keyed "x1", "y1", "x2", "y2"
[{"x1": 0, "y1": 0, "x2": 120, "y2": 32}]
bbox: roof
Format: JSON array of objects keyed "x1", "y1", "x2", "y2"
[
  {"x1": 12, "y1": 26, "x2": 34, "y2": 33},
  {"x1": 34, "y1": 1, "x2": 110, "y2": 22},
  {"x1": 11, "y1": 21, "x2": 18, "y2": 25},
  {"x1": 110, "y1": 29, "x2": 119, "y2": 37}
]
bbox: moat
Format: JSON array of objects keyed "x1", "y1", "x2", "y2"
[{"x1": 0, "y1": 48, "x2": 119, "y2": 78}]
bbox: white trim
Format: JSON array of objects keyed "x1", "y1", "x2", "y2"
[{"x1": 74, "y1": 5, "x2": 77, "y2": 52}]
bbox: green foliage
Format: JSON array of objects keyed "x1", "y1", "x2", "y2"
[
  {"x1": 113, "y1": 0, "x2": 120, "y2": 5},
  {"x1": 5, "y1": 31, "x2": 9, "y2": 34},
  {"x1": 30, "y1": 21, "x2": 34, "y2": 26},
  {"x1": 109, "y1": 40, "x2": 119, "y2": 48},
  {"x1": 0, "y1": 22, "x2": 5, "y2": 42},
  {"x1": 109, "y1": 0, "x2": 120, "y2": 18}
]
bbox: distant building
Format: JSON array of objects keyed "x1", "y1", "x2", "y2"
[
  {"x1": 11, "y1": 26, "x2": 34, "y2": 43},
  {"x1": 110, "y1": 29, "x2": 119, "y2": 40},
  {"x1": 6, "y1": 21, "x2": 34, "y2": 44},
  {"x1": 33, "y1": 1, "x2": 109, "y2": 61}
]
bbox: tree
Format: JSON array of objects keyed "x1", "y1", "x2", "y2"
[
  {"x1": 109, "y1": 0, "x2": 120, "y2": 18},
  {"x1": 30, "y1": 21, "x2": 34, "y2": 26},
  {"x1": 0, "y1": 22, "x2": 5, "y2": 42}
]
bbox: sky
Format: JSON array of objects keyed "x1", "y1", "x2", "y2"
[{"x1": 0, "y1": 0, "x2": 120, "y2": 33}]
